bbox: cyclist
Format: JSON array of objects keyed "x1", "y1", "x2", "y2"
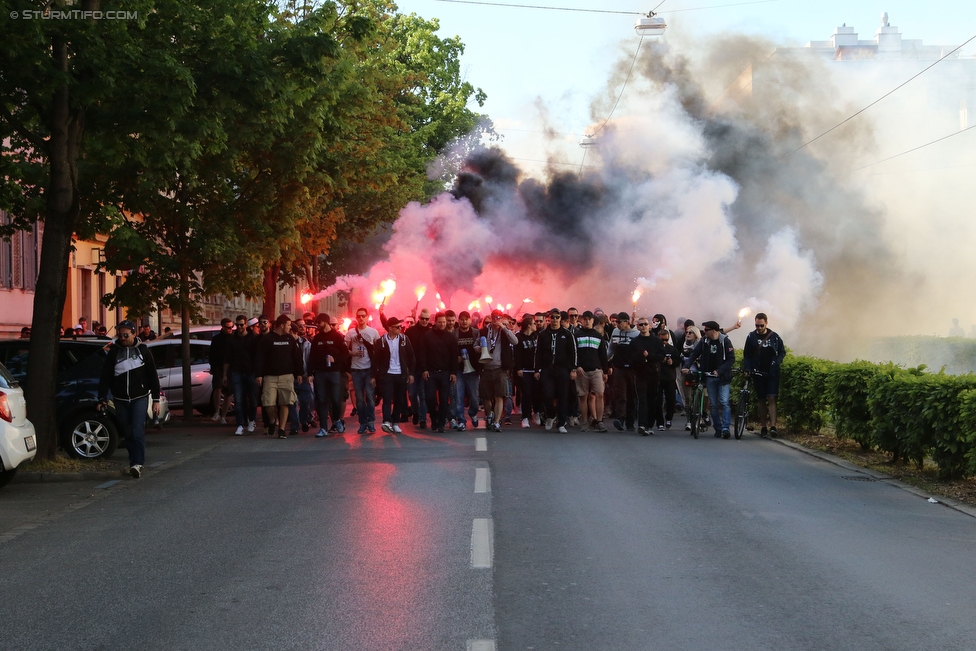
[
  {"x1": 682, "y1": 320, "x2": 735, "y2": 439},
  {"x1": 743, "y1": 313, "x2": 786, "y2": 438}
]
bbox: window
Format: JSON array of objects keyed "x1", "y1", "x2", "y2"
[{"x1": 0, "y1": 210, "x2": 39, "y2": 291}]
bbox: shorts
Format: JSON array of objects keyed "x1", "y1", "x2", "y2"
[
  {"x1": 754, "y1": 373, "x2": 779, "y2": 398},
  {"x1": 479, "y1": 368, "x2": 508, "y2": 403},
  {"x1": 576, "y1": 369, "x2": 605, "y2": 397},
  {"x1": 262, "y1": 374, "x2": 297, "y2": 407}
]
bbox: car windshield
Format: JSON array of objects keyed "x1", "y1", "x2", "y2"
[{"x1": 0, "y1": 362, "x2": 18, "y2": 389}]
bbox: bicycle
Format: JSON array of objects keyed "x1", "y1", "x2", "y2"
[
  {"x1": 685, "y1": 370, "x2": 708, "y2": 439},
  {"x1": 732, "y1": 368, "x2": 763, "y2": 440}
]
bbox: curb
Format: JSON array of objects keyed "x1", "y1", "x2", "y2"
[
  {"x1": 13, "y1": 468, "x2": 127, "y2": 484},
  {"x1": 764, "y1": 433, "x2": 976, "y2": 520}
]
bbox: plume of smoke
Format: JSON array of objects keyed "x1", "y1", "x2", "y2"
[{"x1": 321, "y1": 28, "x2": 976, "y2": 362}]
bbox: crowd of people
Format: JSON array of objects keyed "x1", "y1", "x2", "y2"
[{"x1": 205, "y1": 304, "x2": 787, "y2": 441}]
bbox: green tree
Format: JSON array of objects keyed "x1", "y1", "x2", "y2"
[
  {"x1": 268, "y1": 1, "x2": 493, "y2": 305},
  {"x1": 0, "y1": 0, "x2": 157, "y2": 458}
]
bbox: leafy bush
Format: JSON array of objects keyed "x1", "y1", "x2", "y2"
[
  {"x1": 779, "y1": 356, "x2": 837, "y2": 432},
  {"x1": 959, "y1": 390, "x2": 976, "y2": 477},
  {"x1": 828, "y1": 361, "x2": 891, "y2": 450}
]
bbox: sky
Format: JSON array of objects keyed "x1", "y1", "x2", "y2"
[{"x1": 395, "y1": 0, "x2": 976, "y2": 178}]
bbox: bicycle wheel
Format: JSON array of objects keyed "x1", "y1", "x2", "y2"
[
  {"x1": 734, "y1": 389, "x2": 748, "y2": 440},
  {"x1": 690, "y1": 386, "x2": 703, "y2": 439}
]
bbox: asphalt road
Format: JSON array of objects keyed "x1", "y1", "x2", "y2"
[{"x1": 2, "y1": 417, "x2": 976, "y2": 651}]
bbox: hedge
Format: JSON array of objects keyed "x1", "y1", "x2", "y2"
[{"x1": 774, "y1": 356, "x2": 976, "y2": 479}]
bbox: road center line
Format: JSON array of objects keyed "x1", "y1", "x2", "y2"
[
  {"x1": 474, "y1": 467, "x2": 490, "y2": 493},
  {"x1": 470, "y1": 518, "x2": 493, "y2": 568},
  {"x1": 475, "y1": 437, "x2": 487, "y2": 452},
  {"x1": 467, "y1": 641, "x2": 496, "y2": 651}
]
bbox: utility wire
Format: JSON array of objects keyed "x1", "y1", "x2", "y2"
[
  {"x1": 853, "y1": 124, "x2": 976, "y2": 171},
  {"x1": 782, "y1": 32, "x2": 976, "y2": 159},
  {"x1": 431, "y1": 0, "x2": 778, "y2": 15},
  {"x1": 591, "y1": 34, "x2": 645, "y2": 138}
]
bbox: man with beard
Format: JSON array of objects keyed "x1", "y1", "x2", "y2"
[
  {"x1": 97, "y1": 320, "x2": 161, "y2": 478},
  {"x1": 743, "y1": 313, "x2": 786, "y2": 438}
]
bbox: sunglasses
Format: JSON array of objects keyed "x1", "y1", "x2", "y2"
[
  {"x1": 419, "y1": 317, "x2": 429, "y2": 321},
  {"x1": 637, "y1": 323, "x2": 649, "y2": 327},
  {"x1": 119, "y1": 332, "x2": 132, "y2": 338}
]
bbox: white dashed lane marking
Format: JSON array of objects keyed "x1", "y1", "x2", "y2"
[
  {"x1": 470, "y1": 518, "x2": 493, "y2": 569},
  {"x1": 474, "y1": 467, "x2": 490, "y2": 494},
  {"x1": 475, "y1": 437, "x2": 487, "y2": 452},
  {"x1": 466, "y1": 640, "x2": 496, "y2": 651}
]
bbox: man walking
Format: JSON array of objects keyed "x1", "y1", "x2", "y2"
[
  {"x1": 479, "y1": 310, "x2": 518, "y2": 432},
  {"x1": 419, "y1": 312, "x2": 458, "y2": 433},
  {"x1": 309, "y1": 314, "x2": 350, "y2": 437},
  {"x1": 97, "y1": 320, "x2": 161, "y2": 478},
  {"x1": 683, "y1": 320, "x2": 735, "y2": 439},
  {"x1": 345, "y1": 307, "x2": 379, "y2": 434},
  {"x1": 225, "y1": 315, "x2": 258, "y2": 435},
  {"x1": 574, "y1": 310, "x2": 609, "y2": 432},
  {"x1": 609, "y1": 312, "x2": 640, "y2": 431},
  {"x1": 454, "y1": 310, "x2": 482, "y2": 431},
  {"x1": 535, "y1": 310, "x2": 578, "y2": 433},
  {"x1": 743, "y1": 313, "x2": 786, "y2": 438},
  {"x1": 373, "y1": 317, "x2": 415, "y2": 434},
  {"x1": 404, "y1": 309, "x2": 431, "y2": 428},
  {"x1": 254, "y1": 315, "x2": 304, "y2": 438}
]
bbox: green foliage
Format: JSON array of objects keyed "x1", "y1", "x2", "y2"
[
  {"x1": 779, "y1": 355, "x2": 837, "y2": 432},
  {"x1": 869, "y1": 336, "x2": 976, "y2": 376},
  {"x1": 961, "y1": 390, "x2": 976, "y2": 477},
  {"x1": 827, "y1": 360, "x2": 893, "y2": 449}
]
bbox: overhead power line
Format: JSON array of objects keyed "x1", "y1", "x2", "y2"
[
  {"x1": 854, "y1": 124, "x2": 976, "y2": 171},
  {"x1": 431, "y1": 0, "x2": 779, "y2": 15},
  {"x1": 782, "y1": 32, "x2": 976, "y2": 159}
]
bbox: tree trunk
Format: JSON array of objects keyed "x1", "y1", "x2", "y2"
[
  {"x1": 262, "y1": 264, "x2": 279, "y2": 317},
  {"x1": 25, "y1": 32, "x2": 86, "y2": 460}
]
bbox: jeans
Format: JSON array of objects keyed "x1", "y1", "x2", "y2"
[
  {"x1": 705, "y1": 376, "x2": 732, "y2": 434},
  {"x1": 425, "y1": 371, "x2": 452, "y2": 430},
  {"x1": 313, "y1": 370, "x2": 343, "y2": 428},
  {"x1": 408, "y1": 376, "x2": 427, "y2": 422},
  {"x1": 540, "y1": 367, "x2": 571, "y2": 427},
  {"x1": 655, "y1": 374, "x2": 676, "y2": 426},
  {"x1": 381, "y1": 374, "x2": 408, "y2": 424},
  {"x1": 116, "y1": 395, "x2": 149, "y2": 467},
  {"x1": 351, "y1": 369, "x2": 375, "y2": 425},
  {"x1": 289, "y1": 378, "x2": 315, "y2": 431},
  {"x1": 230, "y1": 372, "x2": 258, "y2": 425},
  {"x1": 456, "y1": 372, "x2": 481, "y2": 423}
]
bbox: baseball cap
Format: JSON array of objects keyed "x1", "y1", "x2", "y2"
[
  {"x1": 701, "y1": 320, "x2": 721, "y2": 331},
  {"x1": 582, "y1": 310, "x2": 594, "y2": 318},
  {"x1": 247, "y1": 317, "x2": 259, "y2": 327},
  {"x1": 387, "y1": 317, "x2": 402, "y2": 327},
  {"x1": 118, "y1": 320, "x2": 136, "y2": 331},
  {"x1": 490, "y1": 309, "x2": 503, "y2": 318}
]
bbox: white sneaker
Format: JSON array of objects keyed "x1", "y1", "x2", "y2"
[
  {"x1": 521, "y1": 418, "x2": 530, "y2": 428},
  {"x1": 545, "y1": 418, "x2": 554, "y2": 431},
  {"x1": 558, "y1": 425, "x2": 568, "y2": 433},
  {"x1": 533, "y1": 414, "x2": 542, "y2": 426},
  {"x1": 381, "y1": 422, "x2": 394, "y2": 433},
  {"x1": 315, "y1": 428, "x2": 327, "y2": 438},
  {"x1": 247, "y1": 421, "x2": 255, "y2": 433},
  {"x1": 234, "y1": 425, "x2": 244, "y2": 436},
  {"x1": 211, "y1": 413, "x2": 221, "y2": 422},
  {"x1": 129, "y1": 465, "x2": 142, "y2": 479},
  {"x1": 393, "y1": 424, "x2": 403, "y2": 433}
]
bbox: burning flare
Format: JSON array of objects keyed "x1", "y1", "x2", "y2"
[
  {"x1": 300, "y1": 292, "x2": 312, "y2": 305},
  {"x1": 738, "y1": 307, "x2": 751, "y2": 319},
  {"x1": 414, "y1": 285, "x2": 426, "y2": 301},
  {"x1": 632, "y1": 289, "x2": 642, "y2": 304}
]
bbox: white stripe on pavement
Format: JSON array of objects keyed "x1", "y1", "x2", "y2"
[
  {"x1": 475, "y1": 437, "x2": 487, "y2": 451},
  {"x1": 471, "y1": 518, "x2": 493, "y2": 568},
  {"x1": 467, "y1": 641, "x2": 496, "y2": 651},
  {"x1": 474, "y1": 467, "x2": 490, "y2": 493}
]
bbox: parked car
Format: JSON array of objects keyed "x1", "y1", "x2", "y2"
[
  {"x1": 0, "y1": 339, "x2": 170, "y2": 460},
  {"x1": 0, "y1": 360, "x2": 36, "y2": 487},
  {"x1": 145, "y1": 339, "x2": 214, "y2": 413},
  {"x1": 164, "y1": 325, "x2": 223, "y2": 342}
]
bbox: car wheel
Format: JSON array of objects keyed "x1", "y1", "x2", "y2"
[
  {"x1": 0, "y1": 467, "x2": 17, "y2": 488},
  {"x1": 65, "y1": 412, "x2": 119, "y2": 460}
]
